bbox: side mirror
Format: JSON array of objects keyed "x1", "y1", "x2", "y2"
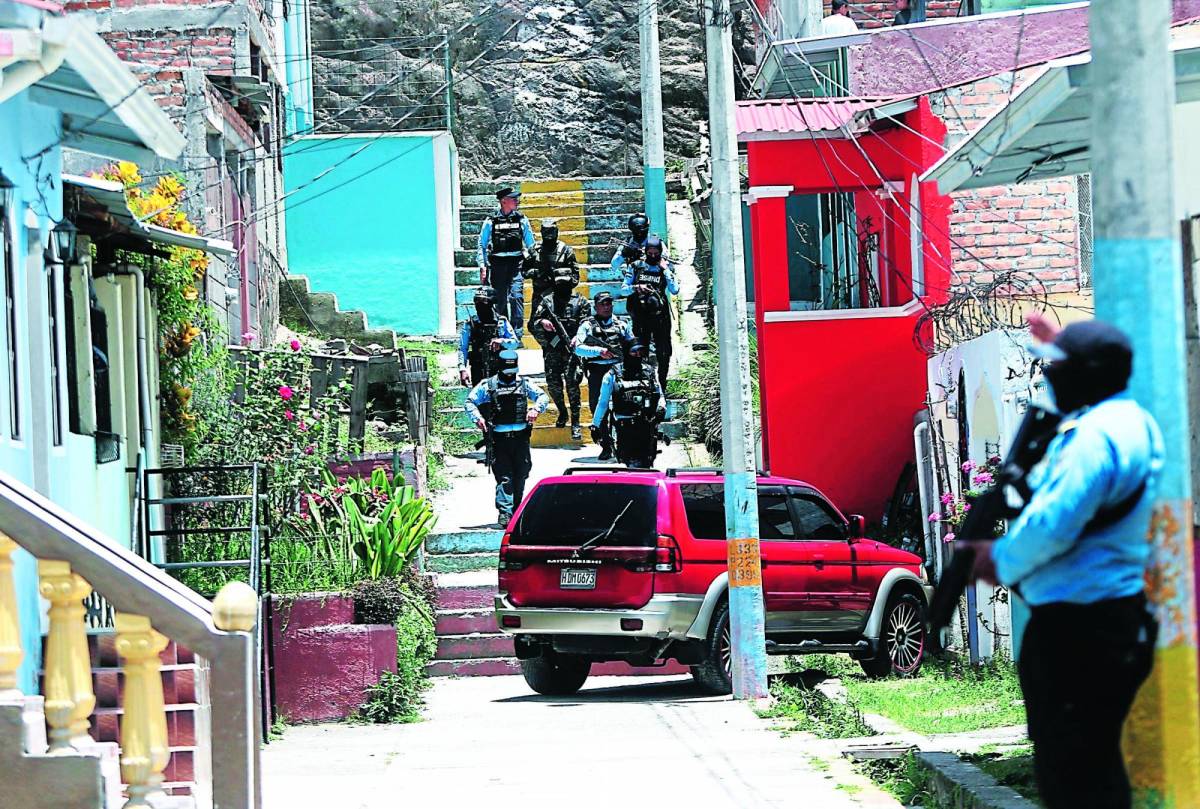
[{"x1": 847, "y1": 515, "x2": 866, "y2": 540}]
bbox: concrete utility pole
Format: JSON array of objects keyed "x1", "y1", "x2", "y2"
[
  {"x1": 704, "y1": 0, "x2": 768, "y2": 700},
  {"x1": 1089, "y1": 0, "x2": 1200, "y2": 802},
  {"x1": 639, "y1": 0, "x2": 668, "y2": 240}
]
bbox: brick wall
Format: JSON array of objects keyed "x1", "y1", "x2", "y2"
[
  {"x1": 930, "y1": 71, "x2": 1086, "y2": 294},
  {"x1": 100, "y1": 30, "x2": 236, "y2": 110},
  {"x1": 824, "y1": 1, "x2": 962, "y2": 29}
]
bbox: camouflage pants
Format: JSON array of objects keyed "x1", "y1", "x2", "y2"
[{"x1": 543, "y1": 347, "x2": 581, "y2": 423}]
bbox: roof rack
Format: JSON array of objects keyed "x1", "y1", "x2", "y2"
[
  {"x1": 665, "y1": 467, "x2": 773, "y2": 477},
  {"x1": 562, "y1": 466, "x2": 662, "y2": 475}
]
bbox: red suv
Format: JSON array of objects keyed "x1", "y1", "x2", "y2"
[{"x1": 495, "y1": 468, "x2": 932, "y2": 695}]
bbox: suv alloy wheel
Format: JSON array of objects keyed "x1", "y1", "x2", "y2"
[
  {"x1": 690, "y1": 599, "x2": 733, "y2": 695},
  {"x1": 859, "y1": 590, "x2": 927, "y2": 678}
]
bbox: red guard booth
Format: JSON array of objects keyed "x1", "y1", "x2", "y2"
[{"x1": 738, "y1": 96, "x2": 951, "y2": 521}]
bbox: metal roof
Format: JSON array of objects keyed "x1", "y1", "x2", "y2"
[
  {"x1": 736, "y1": 96, "x2": 917, "y2": 141},
  {"x1": 922, "y1": 38, "x2": 1200, "y2": 195},
  {"x1": 64, "y1": 174, "x2": 235, "y2": 257}
]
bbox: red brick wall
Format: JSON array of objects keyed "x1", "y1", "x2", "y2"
[
  {"x1": 100, "y1": 30, "x2": 236, "y2": 110},
  {"x1": 931, "y1": 72, "x2": 1085, "y2": 294},
  {"x1": 823, "y1": 1, "x2": 962, "y2": 30}
]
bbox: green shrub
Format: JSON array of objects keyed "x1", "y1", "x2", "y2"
[
  {"x1": 349, "y1": 576, "x2": 408, "y2": 624},
  {"x1": 761, "y1": 680, "x2": 874, "y2": 739},
  {"x1": 677, "y1": 332, "x2": 759, "y2": 462}
]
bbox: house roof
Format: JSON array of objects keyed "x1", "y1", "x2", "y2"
[
  {"x1": 921, "y1": 38, "x2": 1200, "y2": 197},
  {"x1": 23, "y1": 17, "x2": 184, "y2": 163},
  {"x1": 65, "y1": 174, "x2": 235, "y2": 257},
  {"x1": 736, "y1": 96, "x2": 917, "y2": 141}
]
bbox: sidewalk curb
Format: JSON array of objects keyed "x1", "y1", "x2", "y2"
[{"x1": 915, "y1": 751, "x2": 1040, "y2": 809}]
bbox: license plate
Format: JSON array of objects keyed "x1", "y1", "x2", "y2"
[{"x1": 560, "y1": 567, "x2": 597, "y2": 590}]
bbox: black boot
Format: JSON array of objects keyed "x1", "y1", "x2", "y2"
[
  {"x1": 570, "y1": 409, "x2": 582, "y2": 440},
  {"x1": 555, "y1": 411, "x2": 568, "y2": 428}
]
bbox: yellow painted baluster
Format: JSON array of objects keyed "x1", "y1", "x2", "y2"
[
  {"x1": 38, "y1": 560, "x2": 95, "y2": 752},
  {"x1": 0, "y1": 534, "x2": 23, "y2": 698},
  {"x1": 115, "y1": 613, "x2": 170, "y2": 808}
]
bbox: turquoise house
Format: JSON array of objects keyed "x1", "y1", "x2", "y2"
[{"x1": 283, "y1": 132, "x2": 460, "y2": 337}]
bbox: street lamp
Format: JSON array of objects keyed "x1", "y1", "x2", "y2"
[
  {"x1": 52, "y1": 218, "x2": 77, "y2": 264},
  {"x1": 0, "y1": 174, "x2": 13, "y2": 213}
]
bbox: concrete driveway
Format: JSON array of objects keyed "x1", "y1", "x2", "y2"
[{"x1": 261, "y1": 674, "x2": 901, "y2": 809}]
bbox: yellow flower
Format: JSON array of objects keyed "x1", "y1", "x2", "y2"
[
  {"x1": 182, "y1": 285, "x2": 199, "y2": 301},
  {"x1": 116, "y1": 161, "x2": 142, "y2": 186},
  {"x1": 155, "y1": 176, "x2": 184, "y2": 201}
]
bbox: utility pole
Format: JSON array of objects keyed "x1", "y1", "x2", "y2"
[
  {"x1": 704, "y1": 0, "x2": 768, "y2": 700},
  {"x1": 1090, "y1": 0, "x2": 1200, "y2": 803},
  {"x1": 639, "y1": 0, "x2": 668, "y2": 240}
]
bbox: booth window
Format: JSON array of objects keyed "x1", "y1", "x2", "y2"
[{"x1": 786, "y1": 192, "x2": 878, "y2": 311}]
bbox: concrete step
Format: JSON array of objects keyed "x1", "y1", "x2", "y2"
[
  {"x1": 427, "y1": 552, "x2": 498, "y2": 574},
  {"x1": 459, "y1": 176, "x2": 645, "y2": 196},
  {"x1": 461, "y1": 214, "x2": 629, "y2": 237},
  {"x1": 435, "y1": 632, "x2": 514, "y2": 660},
  {"x1": 454, "y1": 262, "x2": 624, "y2": 282},
  {"x1": 427, "y1": 529, "x2": 504, "y2": 555},
  {"x1": 460, "y1": 227, "x2": 628, "y2": 250},
  {"x1": 461, "y1": 188, "x2": 644, "y2": 208},
  {"x1": 427, "y1": 656, "x2": 693, "y2": 677},
  {"x1": 436, "y1": 608, "x2": 499, "y2": 635},
  {"x1": 460, "y1": 200, "x2": 646, "y2": 220},
  {"x1": 440, "y1": 401, "x2": 592, "y2": 430},
  {"x1": 435, "y1": 570, "x2": 498, "y2": 610}
]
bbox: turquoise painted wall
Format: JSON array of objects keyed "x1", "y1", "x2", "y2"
[{"x1": 284, "y1": 135, "x2": 442, "y2": 335}]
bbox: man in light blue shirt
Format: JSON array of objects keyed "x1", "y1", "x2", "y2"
[
  {"x1": 573, "y1": 292, "x2": 634, "y2": 461},
  {"x1": 609, "y1": 212, "x2": 653, "y2": 274},
  {"x1": 622, "y1": 236, "x2": 678, "y2": 389},
  {"x1": 457, "y1": 287, "x2": 519, "y2": 386},
  {"x1": 967, "y1": 316, "x2": 1158, "y2": 809},
  {"x1": 590, "y1": 342, "x2": 665, "y2": 468},
  {"x1": 477, "y1": 188, "x2": 535, "y2": 335},
  {"x1": 464, "y1": 350, "x2": 549, "y2": 524}
]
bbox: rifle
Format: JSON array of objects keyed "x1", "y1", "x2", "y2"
[
  {"x1": 927, "y1": 405, "x2": 1063, "y2": 634},
  {"x1": 474, "y1": 427, "x2": 495, "y2": 470}
]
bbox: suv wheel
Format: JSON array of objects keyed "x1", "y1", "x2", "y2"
[
  {"x1": 691, "y1": 599, "x2": 733, "y2": 695},
  {"x1": 520, "y1": 651, "x2": 591, "y2": 695},
  {"x1": 860, "y1": 590, "x2": 926, "y2": 678}
]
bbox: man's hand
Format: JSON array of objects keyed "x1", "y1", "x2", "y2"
[
  {"x1": 525, "y1": 410, "x2": 538, "y2": 425},
  {"x1": 956, "y1": 540, "x2": 998, "y2": 585},
  {"x1": 489, "y1": 338, "x2": 506, "y2": 351},
  {"x1": 540, "y1": 319, "x2": 555, "y2": 333},
  {"x1": 589, "y1": 425, "x2": 602, "y2": 444},
  {"x1": 459, "y1": 368, "x2": 471, "y2": 387},
  {"x1": 599, "y1": 348, "x2": 615, "y2": 359},
  {"x1": 475, "y1": 418, "x2": 488, "y2": 433},
  {"x1": 479, "y1": 267, "x2": 488, "y2": 285},
  {"x1": 1026, "y1": 311, "x2": 1061, "y2": 344}
]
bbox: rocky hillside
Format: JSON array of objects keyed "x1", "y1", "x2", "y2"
[{"x1": 310, "y1": 0, "x2": 756, "y2": 178}]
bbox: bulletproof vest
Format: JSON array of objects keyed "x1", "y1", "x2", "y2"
[
  {"x1": 468, "y1": 319, "x2": 500, "y2": 372},
  {"x1": 613, "y1": 371, "x2": 658, "y2": 420},
  {"x1": 557, "y1": 295, "x2": 588, "y2": 335},
  {"x1": 541, "y1": 242, "x2": 572, "y2": 269},
  {"x1": 587, "y1": 318, "x2": 625, "y2": 356},
  {"x1": 632, "y1": 261, "x2": 668, "y2": 293},
  {"x1": 489, "y1": 212, "x2": 524, "y2": 254},
  {"x1": 488, "y1": 377, "x2": 528, "y2": 425}
]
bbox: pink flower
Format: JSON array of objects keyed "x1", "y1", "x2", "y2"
[
  {"x1": 928, "y1": 512, "x2": 941, "y2": 523},
  {"x1": 241, "y1": 331, "x2": 256, "y2": 345},
  {"x1": 285, "y1": 410, "x2": 295, "y2": 421},
  {"x1": 311, "y1": 411, "x2": 322, "y2": 421},
  {"x1": 278, "y1": 385, "x2": 294, "y2": 400},
  {"x1": 972, "y1": 471, "x2": 994, "y2": 486},
  {"x1": 961, "y1": 460, "x2": 977, "y2": 474},
  {"x1": 304, "y1": 445, "x2": 315, "y2": 455},
  {"x1": 943, "y1": 532, "x2": 956, "y2": 544},
  {"x1": 940, "y1": 492, "x2": 955, "y2": 506},
  {"x1": 299, "y1": 421, "x2": 309, "y2": 432},
  {"x1": 290, "y1": 338, "x2": 302, "y2": 352}
]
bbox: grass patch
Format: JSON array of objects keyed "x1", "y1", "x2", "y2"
[
  {"x1": 967, "y1": 745, "x2": 1042, "y2": 806},
  {"x1": 857, "y1": 754, "x2": 938, "y2": 807},
  {"x1": 842, "y1": 656, "x2": 1024, "y2": 736},
  {"x1": 760, "y1": 680, "x2": 874, "y2": 739}
]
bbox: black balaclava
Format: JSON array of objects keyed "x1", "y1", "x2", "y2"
[
  {"x1": 644, "y1": 235, "x2": 664, "y2": 266},
  {"x1": 542, "y1": 222, "x2": 559, "y2": 246},
  {"x1": 552, "y1": 266, "x2": 577, "y2": 296},
  {"x1": 1041, "y1": 320, "x2": 1133, "y2": 414},
  {"x1": 623, "y1": 342, "x2": 645, "y2": 378},
  {"x1": 474, "y1": 288, "x2": 498, "y2": 324},
  {"x1": 628, "y1": 213, "x2": 650, "y2": 243}
]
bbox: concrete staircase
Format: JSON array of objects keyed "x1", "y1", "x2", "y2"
[
  {"x1": 425, "y1": 530, "x2": 689, "y2": 678},
  {"x1": 0, "y1": 697, "x2": 117, "y2": 809}
]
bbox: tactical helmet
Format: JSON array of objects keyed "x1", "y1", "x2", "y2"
[
  {"x1": 552, "y1": 265, "x2": 578, "y2": 290},
  {"x1": 497, "y1": 349, "x2": 519, "y2": 377},
  {"x1": 474, "y1": 287, "x2": 498, "y2": 323},
  {"x1": 644, "y1": 235, "x2": 664, "y2": 264},
  {"x1": 628, "y1": 213, "x2": 650, "y2": 242}
]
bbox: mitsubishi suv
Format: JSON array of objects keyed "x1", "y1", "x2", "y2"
[{"x1": 495, "y1": 468, "x2": 932, "y2": 695}]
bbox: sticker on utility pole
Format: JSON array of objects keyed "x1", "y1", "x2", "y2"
[{"x1": 728, "y1": 538, "x2": 762, "y2": 588}]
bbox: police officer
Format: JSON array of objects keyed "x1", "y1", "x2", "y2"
[
  {"x1": 530, "y1": 263, "x2": 591, "y2": 440},
  {"x1": 573, "y1": 291, "x2": 634, "y2": 461},
  {"x1": 590, "y1": 341, "x2": 665, "y2": 468},
  {"x1": 963, "y1": 315, "x2": 1161, "y2": 809},
  {"x1": 526, "y1": 218, "x2": 577, "y2": 325},
  {"x1": 622, "y1": 235, "x2": 678, "y2": 390},
  {"x1": 464, "y1": 350, "x2": 549, "y2": 526},
  {"x1": 477, "y1": 187, "x2": 535, "y2": 334},
  {"x1": 458, "y1": 287, "x2": 519, "y2": 387},
  {"x1": 609, "y1": 212, "x2": 653, "y2": 274}
]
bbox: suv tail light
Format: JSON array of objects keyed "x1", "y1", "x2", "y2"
[
  {"x1": 655, "y1": 534, "x2": 682, "y2": 573},
  {"x1": 498, "y1": 533, "x2": 525, "y2": 571}
]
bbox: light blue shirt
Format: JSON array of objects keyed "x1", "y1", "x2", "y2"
[
  {"x1": 591, "y1": 368, "x2": 665, "y2": 428},
  {"x1": 621, "y1": 260, "x2": 679, "y2": 298},
  {"x1": 464, "y1": 376, "x2": 550, "y2": 433},
  {"x1": 610, "y1": 237, "x2": 650, "y2": 274},
  {"x1": 573, "y1": 316, "x2": 634, "y2": 366},
  {"x1": 993, "y1": 394, "x2": 1163, "y2": 606},
  {"x1": 477, "y1": 210, "x2": 535, "y2": 269},
  {"x1": 458, "y1": 316, "x2": 518, "y2": 367}
]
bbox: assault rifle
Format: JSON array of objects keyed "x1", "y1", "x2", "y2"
[
  {"x1": 927, "y1": 405, "x2": 1063, "y2": 634},
  {"x1": 537, "y1": 299, "x2": 584, "y2": 384}
]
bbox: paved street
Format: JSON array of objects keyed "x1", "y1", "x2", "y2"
[{"x1": 262, "y1": 674, "x2": 900, "y2": 808}]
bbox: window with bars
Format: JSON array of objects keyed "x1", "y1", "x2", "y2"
[{"x1": 1076, "y1": 174, "x2": 1093, "y2": 288}]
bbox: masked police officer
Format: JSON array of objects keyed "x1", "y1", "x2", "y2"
[
  {"x1": 963, "y1": 315, "x2": 1162, "y2": 809},
  {"x1": 530, "y1": 263, "x2": 591, "y2": 440},
  {"x1": 609, "y1": 212, "x2": 653, "y2": 275},
  {"x1": 622, "y1": 235, "x2": 678, "y2": 390},
  {"x1": 464, "y1": 350, "x2": 549, "y2": 526},
  {"x1": 458, "y1": 287, "x2": 519, "y2": 387},
  {"x1": 477, "y1": 187, "x2": 535, "y2": 335},
  {"x1": 590, "y1": 341, "x2": 665, "y2": 468},
  {"x1": 573, "y1": 291, "x2": 634, "y2": 461},
  {"x1": 527, "y1": 218, "x2": 577, "y2": 327}
]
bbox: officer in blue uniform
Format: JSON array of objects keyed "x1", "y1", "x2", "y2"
[
  {"x1": 477, "y1": 188, "x2": 535, "y2": 335},
  {"x1": 458, "y1": 287, "x2": 519, "y2": 386},
  {"x1": 464, "y1": 350, "x2": 549, "y2": 525},
  {"x1": 621, "y1": 235, "x2": 678, "y2": 390},
  {"x1": 573, "y1": 291, "x2": 634, "y2": 461},
  {"x1": 609, "y1": 212, "x2": 653, "y2": 274},
  {"x1": 590, "y1": 341, "x2": 665, "y2": 468}
]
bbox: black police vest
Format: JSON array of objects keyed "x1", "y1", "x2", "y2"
[
  {"x1": 613, "y1": 372, "x2": 659, "y2": 420},
  {"x1": 488, "y1": 378, "x2": 528, "y2": 425},
  {"x1": 489, "y1": 213, "x2": 525, "y2": 255},
  {"x1": 558, "y1": 296, "x2": 588, "y2": 336},
  {"x1": 587, "y1": 318, "x2": 625, "y2": 355},
  {"x1": 632, "y1": 262, "x2": 668, "y2": 294},
  {"x1": 468, "y1": 318, "x2": 498, "y2": 355}
]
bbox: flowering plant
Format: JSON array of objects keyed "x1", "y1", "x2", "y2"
[{"x1": 928, "y1": 457, "x2": 1002, "y2": 543}]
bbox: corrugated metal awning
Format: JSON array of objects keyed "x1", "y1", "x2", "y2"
[
  {"x1": 65, "y1": 174, "x2": 235, "y2": 257},
  {"x1": 737, "y1": 96, "x2": 917, "y2": 141}
]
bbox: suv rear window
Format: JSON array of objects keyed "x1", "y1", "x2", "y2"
[{"x1": 511, "y1": 483, "x2": 658, "y2": 547}]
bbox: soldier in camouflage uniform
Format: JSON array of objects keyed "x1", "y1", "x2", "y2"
[{"x1": 531, "y1": 262, "x2": 591, "y2": 440}]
